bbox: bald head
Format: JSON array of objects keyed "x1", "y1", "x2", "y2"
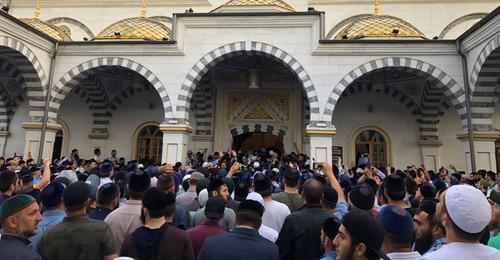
[{"x1": 302, "y1": 178, "x2": 324, "y2": 204}]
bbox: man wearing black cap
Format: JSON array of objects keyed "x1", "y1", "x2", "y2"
[
  {"x1": 320, "y1": 217, "x2": 341, "y2": 260},
  {"x1": 333, "y1": 210, "x2": 385, "y2": 260},
  {"x1": 120, "y1": 187, "x2": 195, "y2": 260},
  {"x1": 378, "y1": 205, "x2": 422, "y2": 259},
  {"x1": 37, "y1": 181, "x2": 117, "y2": 260},
  {"x1": 272, "y1": 168, "x2": 304, "y2": 212},
  {"x1": 322, "y1": 162, "x2": 348, "y2": 220},
  {"x1": 253, "y1": 173, "x2": 290, "y2": 232},
  {"x1": 348, "y1": 184, "x2": 376, "y2": 216},
  {"x1": 277, "y1": 178, "x2": 330, "y2": 260},
  {"x1": 488, "y1": 190, "x2": 500, "y2": 249},
  {"x1": 105, "y1": 170, "x2": 150, "y2": 251},
  {"x1": 321, "y1": 186, "x2": 338, "y2": 215},
  {"x1": 89, "y1": 183, "x2": 120, "y2": 220},
  {"x1": 187, "y1": 197, "x2": 226, "y2": 258},
  {"x1": 198, "y1": 200, "x2": 279, "y2": 260},
  {"x1": 413, "y1": 200, "x2": 446, "y2": 255},
  {"x1": 18, "y1": 159, "x2": 51, "y2": 203},
  {"x1": 29, "y1": 182, "x2": 66, "y2": 249}
]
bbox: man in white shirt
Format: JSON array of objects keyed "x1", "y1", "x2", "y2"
[
  {"x1": 247, "y1": 192, "x2": 279, "y2": 242},
  {"x1": 377, "y1": 205, "x2": 422, "y2": 260},
  {"x1": 424, "y1": 185, "x2": 500, "y2": 260},
  {"x1": 253, "y1": 173, "x2": 290, "y2": 232}
]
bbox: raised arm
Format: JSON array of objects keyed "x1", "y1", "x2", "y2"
[
  {"x1": 34, "y1": 158, "x2": 51, "y2": 190},
  {"x1": 323, "y1": 162, "x2": 345, "y2": 202}
]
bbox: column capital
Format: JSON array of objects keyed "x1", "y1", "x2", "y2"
[
  {"x1": 22, "y1": 122, "x2": 61, "y2": 131},
  {"x1": 456, "y1": 131, "x2": 500, "y2": 142},
  {"x1": 0, "y1": 131, "x2": 10, "y2": 137},
  {"x1": 159, "y1": 124, "x2": 192, "y2": 133},
  {"x1": 305, "y1": 125, "x2": 336, "y2": 136}
]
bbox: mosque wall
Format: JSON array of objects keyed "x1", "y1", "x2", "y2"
[
  {"x1": 4, "y1": 101, "x2": 28, "y2": 157},
  {"x1": 439, "y1": 107, "x2": 467, "y2": 171}
]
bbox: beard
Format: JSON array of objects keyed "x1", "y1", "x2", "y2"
[
  {"x1": 337, "y1": 243, "x2": 355, "y2": 260},
  {"x1": 414, "y1": 230, "x2": 434, "y2": 255}
]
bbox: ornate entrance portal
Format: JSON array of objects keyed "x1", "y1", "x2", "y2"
[{"x1": 232, "y1": 132, "x2": 284, "y2": 156}]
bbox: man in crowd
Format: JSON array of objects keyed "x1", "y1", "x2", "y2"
[
  {"x1": 193, "y1": 178, "x2": 235, "y2": 231},
  {"x1": 0, "y1": 170, "x2": 19, "y2": 201},
  {"x1": 321, "y1": 186, "x2": 339, "y2": 215},
  {"x1": 322, "y1": 162, "x2": 348, "y2": 220},
  {"x1": 0, "y1": 194, "x2": 42, "y2": 260},
  {"x1": 107, "y1": 149, "x2": 119, "y2": 163},
  {"x1": 105, "y1": 171, "x2": 150, "y2": 250},
  {"x1": 30, "y1": 182, "x2": 66, "y2": 249},
  {"x1": 37, "y1": 181, "x2": 117, "y2": 260},
  {"x1": 18, "y1": 159, "x2": 51, "y2": 203},
  {"x1": 413, "y1": 199, "x2": 446, "y2": 254},
  {"x1": 198, "y1": 200, "x2": 279, "y2": 259},
  {"x1": 348, "y1": 184, "x2": 376, "y2": 215},
  {"x1": 272, "y1": 168, "x2": 303, "y2": 212},
  {"x1": 385, "y1": 175, "x2": 416, "y2": 217},
  {"x1": 89, "y1": 182, "x2": 120, "y2": 220},
  {"x1": 378, "y1": 205, "x2": 422, "y2": 259},
  {"x1": 176, "y1": 171, "x2": 204, "y2": 211},
  {"x1": 277, "y1": 178, "x2": 330, "y2": 260},
  {"x1": 488, "y1": 190, "x2": 500, "y2": 249},
  {"x1": 253, "y1": 173, "x2": 290, "y2": 232},
  {"x1": 424, "y1": 185, "x2": 500, "y2": 259},
  {"x1": 187, "y1": 196, "x2": 225, "y2": 258},
  {"x1": 333, "y1": 210, "x2": 385, "y2": 260},
  {"x1": 320, "y1": 217, "x2": 341, "y2": 260},
  {"x1": 120, "y1": 187, "x2": 194, "y2": 260}
]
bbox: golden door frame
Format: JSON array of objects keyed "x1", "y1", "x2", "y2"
[{"x1": 349, "y1": 125, "x2": 392, "y2": 168}]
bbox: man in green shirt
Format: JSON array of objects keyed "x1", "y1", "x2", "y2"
[
  {"x1": 37, "y1": 181, "x2": 117, "y2": 260},
  {"x1": 488, "y1": 190, "x2": 500, "y2": 249},
  {"x1": 272, "y1": 169, "x2": 303, "y2": 212}
]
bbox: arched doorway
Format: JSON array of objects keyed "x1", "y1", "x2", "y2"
[
  {"x1": 135, "y1": 124, "x2": 162, "y2": 164},
  {"x1": 52, "y1": 130, "x2": 64, "y2": 160},
  {"x1": 232, "y1": 132, "x2": 284, "y2": 156},
  {"x1": 351, "y1": 127, "x2": 390, "y2": 168}
]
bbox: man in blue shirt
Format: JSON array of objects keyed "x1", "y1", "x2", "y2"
[
  {"x1": 320, "y1": 217, "x2": 340, "y2": 260},
  {"x1": 89, "y1": 183, "x2": 119, "y2": 221},
  {"x1": 30, "y1": 182, "x2": 66, "y2": 249}
]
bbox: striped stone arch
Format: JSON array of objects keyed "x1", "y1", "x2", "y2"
[
  {"x1": 469, "y1": 35, "x2": 500, "y2": 131},
  {"x1": 0, "y1": 58, "x2": 28, "y2": 131},
  {"x1": 176, "y1": 41, "x2": 321, "y2": 126},
  {"x1": 0, "y1": 36, "x2": 48, "y2": 122},
  {"x1": 50, "y1": 57, "x2": 174, "y2": 124},
  {"x1": 230, "y1": 124, "x2": 287, "y2": 139},
  {"x1": 324, "y1": 57, "x2": 467, "y2": 131}
]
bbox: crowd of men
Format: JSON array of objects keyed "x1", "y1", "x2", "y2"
[{"x1": 0, "y1": 148, "x2": 499, "y2": 260}]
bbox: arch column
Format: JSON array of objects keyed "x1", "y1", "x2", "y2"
[
  {"x1": 160, "y1": 124, "x2": 192, "y2": 164},
  {"x1": 22, "y1": 122, "x2": 61, "y2": 160},
  {"x1": 457, "y1": 132, "x2": 499, "y2": 172},
  {"x1": 306, "y1": 126, "x2": 336, "y2": 166}
]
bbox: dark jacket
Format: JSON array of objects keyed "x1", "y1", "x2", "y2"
[
  {"x1": 276, "y1": 203, "x2": 330, "y2": 260},
  {"x1": 198, "y1": 228, "x2": 279, "y2": 260},
  {"x1": 0, "y1": 233, "x2": 42, "y2": 260}
]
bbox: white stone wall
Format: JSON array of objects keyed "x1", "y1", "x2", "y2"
[
  {"x1": 439, "y1": 107, "x2": 467, "y2": 171},
  {"x1": 5, "y1": 100, "x2": 29, "y2": 156}
]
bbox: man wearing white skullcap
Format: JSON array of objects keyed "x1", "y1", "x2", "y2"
[{"x1": 424, "y1": 185, "x2": 500, "y2": 260}]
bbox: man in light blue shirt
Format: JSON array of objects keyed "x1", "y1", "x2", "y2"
[{"x1": 30, "y1": 182, "x2": 66, "y2": 249}]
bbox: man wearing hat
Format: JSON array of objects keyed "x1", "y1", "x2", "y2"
[
  {"x1": 333, "y1": 210, "x2": 385, "y2": 260},
  {"x1": 29, "y1": 182, "x2": 66, "y2": 249},
  {"x1": 176, "y1": 172, "x2": 204, "y2": 211},
  {"x1": 120, "y1": 187, "x2": 195, "y2": 260},
  {"x1": 488, "y1": 190, "x2": 500, "y2": 249},
  {"x1": 105, "y1": 170, "x2": 150, "y2": 251},
  {"x1": 198, "y1": 200, "x2": 279, "y2": 259},
  {"x1": 413, "y1": 200, "x2": 446, "y2": 255},
  {"x1": 377, "y1": 205, "x2": 422, "y2": 259},
  {"x1": 272, "y1": 168, "x2": 304, "y2": 212},
  {"x1": 37, "y1": 181, "x2": 117, "y2": 260},
  {"x1": 17, "y1": 159, "x2": 51, "y2": 203},
  {"x1": 0, "y1": 169, "x2": 20, "y2": 201},
  {"x1": 348, "y1": 184, "x2": 376, "y2": 216},
  {"x1": 424, "y1": 185, "x2": 500, "y2": 259},
  {"x1": 88, "y1": 183, "x2": 120, "y2": 220},
  {"x1": 187, "y1": 196, "x2": 226, "y2": 258},
  {"x1": 0, "y1": 194, "x2": 42, "y2": 260}
]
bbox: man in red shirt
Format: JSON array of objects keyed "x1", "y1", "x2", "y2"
[{"x1": 187, "y1": 196, "x2": 225, "y2": 258}]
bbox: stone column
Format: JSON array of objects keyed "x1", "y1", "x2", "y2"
[
  {"x1": 306, "y1": 126, "x2": 336, "y2": 166},
  {"x1": 22, "y1": 122, "x2": 61, "y2": 160},
  {"x1": 418, "y1": 140, "x2": 442, "y2": 172},
  {"x1": 457, "y1": 132, "x2": 499, "y2": 172},
  {"x1": 0, "y1": 131, "x2": 10, "y2": 157},
  {"x1": 160, "y1": 124, "x2": 192, "y2": 164}
]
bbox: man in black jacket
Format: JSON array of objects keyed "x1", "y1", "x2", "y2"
[{"x1": 277, "y1": 178, "x2": 330, "y2": 260}]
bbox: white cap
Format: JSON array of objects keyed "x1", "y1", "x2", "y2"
[
  {"x1": 246, "y1": 192, "x2": 264, "y2": 206},
  {"x1": 445, "y1": 185, "x2": 491, "y2": 234},
  {"x1": 198, "y1": 189, "x2": 209, "y2": 208},
  {"x1": 202, "y1": 162, "x2": 210, "y2": 168},
  {"x1": 182, "y1": 174, "x2": 191, "y2": 182},
  {"x1": 253, "y1": 161, "x2": 260, "y2": 169},
  {"x1": 138, "y1": 163, "x2": 144, "y2": 169}
]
